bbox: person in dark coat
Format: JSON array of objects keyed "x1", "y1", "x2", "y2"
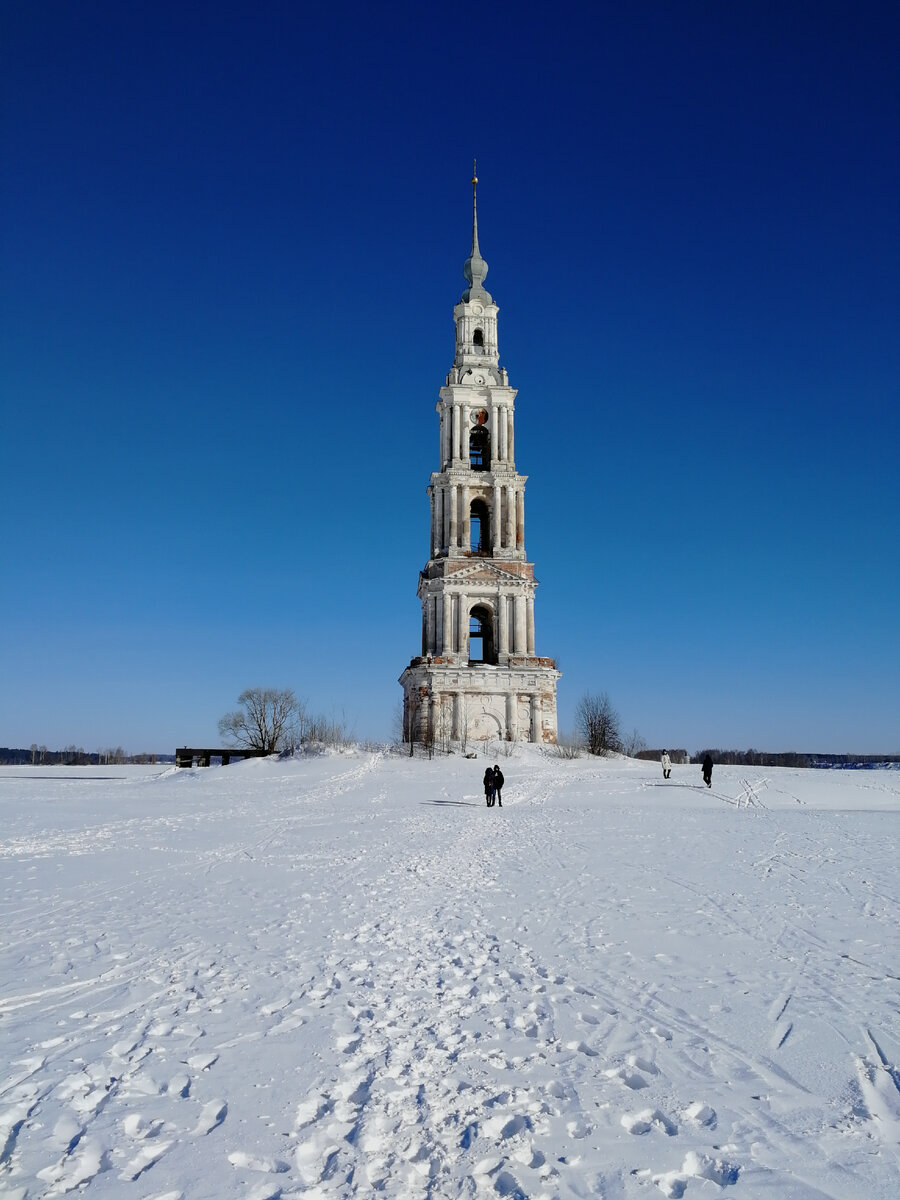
[
  {"x1": 492, "y1": 765, "x2": 504, "y2": 806},
  {"x1": 702, "y1": 753, "x2": 713, "y2": 789},
  {"x1": 483, "y1": 766, "x2": 495, "y2": 807}
]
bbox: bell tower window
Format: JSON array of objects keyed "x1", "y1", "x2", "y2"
[
  {"x1": 473, "y1": 328, "x2": 484, "y2": 348},
  {"x1": 469, "y1": 425, "x2": 490, "y2": 471}
]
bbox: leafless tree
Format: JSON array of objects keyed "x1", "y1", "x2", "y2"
[
  {"x1": 552, "y1": 733, "x2": 583, "y2": 759},
  {"x1": 575, "y1": 691, "x2": 623, "y2": 757},
  {"x1": 218, "y1": 687, "x2": 298, "y2": 754},
  {"x1": 457, "y1": 696, "x2": 470, "y2": 755},
  {"x1": 622, "y1": 727, "x2": 647, "y2": 758}
]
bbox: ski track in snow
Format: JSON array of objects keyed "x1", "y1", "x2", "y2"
[{"x1": 0, "y1": 752, "x2": 898, "y2": 1198}]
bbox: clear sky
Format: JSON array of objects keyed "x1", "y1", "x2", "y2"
[{"x1": 2, "y1": 1, "x2": 898, "y2": 755}]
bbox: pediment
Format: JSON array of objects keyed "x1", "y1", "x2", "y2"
[{"x1": 449, "y1": 560, "x2": 529, "y2": 585}]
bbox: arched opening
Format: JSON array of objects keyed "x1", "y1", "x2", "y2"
[
  {"x1": 469, "y1": 425, "x2": 490, "y2": 471},
  {"x1": 470, "y1": 498, "x2": 489, "y2": 554},
  {"x1": 468, "y1": 604, "x2": 496, "y2": 664},
  {"x1": 473, "y1": 328, "x2": 484, "y2": 348}
]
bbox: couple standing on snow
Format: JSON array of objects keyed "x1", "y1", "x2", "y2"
[
  {"x1": 661, "y1": 749, "x2": 714, "y2": 788},
  {"x1": 483, "y1": 765, "x2": 504, "y2": 807}
]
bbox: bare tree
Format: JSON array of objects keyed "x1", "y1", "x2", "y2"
[
  {"x1": 457, "y1": 696, "x2": 470, "y2": 755},
  {"x1": 552, "y1": 732, "x2": 583, "y2": 759},
  {"x1": 218, "y1": 687, "x2": 298, "y2": 754},
  {"x1": 575, "y1": 691, "x2": 623, "y2": 757},
  {"x1": 622, "y1": 727, "x2": 647, "y2": 758}
]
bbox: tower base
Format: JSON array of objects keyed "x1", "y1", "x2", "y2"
[{"x1": 399, "y1": 657, "x2": 560, "y2": 746}]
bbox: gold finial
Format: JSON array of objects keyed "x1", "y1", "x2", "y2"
[{"x1": 472, "y1": 157, "x2": 478, "y2": 186}]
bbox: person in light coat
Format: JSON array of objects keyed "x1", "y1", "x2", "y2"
[{"x1": 661, "y1": 750, "x2": 672, "y2": 780}]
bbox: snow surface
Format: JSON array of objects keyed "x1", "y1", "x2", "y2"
[{"x1": 1, "y1": 749, "x2": 898, "y2": 1199}]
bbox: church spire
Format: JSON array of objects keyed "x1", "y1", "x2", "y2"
[{"x1": 462, "y1": 160, "x2": 491, "y2": 302}]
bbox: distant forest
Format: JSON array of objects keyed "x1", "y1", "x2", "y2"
[
  {"x1": 688, "y1": 750, "x2": 900, "y2": 769},
  {"x1": 2, "y1": 745, "x2": 898, "y2": 770},
  {"x1": 0, "y1": 746, "x2": 174, "y2": 766}
]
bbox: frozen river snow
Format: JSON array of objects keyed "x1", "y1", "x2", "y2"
[{"x1": 1, "y1": 749, "x2": 898, "y2": 1198}]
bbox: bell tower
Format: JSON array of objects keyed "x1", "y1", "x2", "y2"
[{"x1": 399, "y1": 169, "x2": 560, "y2": 746}]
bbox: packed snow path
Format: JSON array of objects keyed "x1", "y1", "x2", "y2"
[{"x1": 1, "y1": 751, "x2": 898, "y2": 1198}]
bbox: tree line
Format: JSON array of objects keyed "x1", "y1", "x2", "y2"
[
  {"x1": 0, "y1": 745, "x2": 165, "y2": 766},
  {"x1": 689, "y1": 749, "x2": 900, "y2": 768}
]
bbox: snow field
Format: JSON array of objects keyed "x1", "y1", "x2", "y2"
[{"x1": 0, "y1": 751, "x2": 898, "y2": 1198}]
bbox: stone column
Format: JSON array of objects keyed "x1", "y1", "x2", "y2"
[
  {"x1": 492, "y1": 484, "x2": 502, "y2": 552},
  {"x1": 506, "y1": 692, "x2": 518, "y2": 741},
  {"x1": 516, "y1": 488, "x2": 525, "y2": 550},
  {"x1": 526, "y1": 596, "x2": 535, "y2": 655},
  {"x1": 458, "y1": 593, "x2": 468, "y2": 660},
  {"x1": 429, "y1": 489, "x2": 436, "y2": 558},
  {"x1": 442, "y1": 591, "x2": 452, "y2": 656},
  {"x1": 461, "y1": 405, "x2": 470, "y2": 463},
  {"x1": 451, "y1": 405, "x2": 459, "y2": 464},
  {"x1": 435, "y1": 488, "x2": 444, "y2": 554},
  {"x1": 499, "y1": 405, "x2": 508, "y2": 461},
  {"x1": 449, "y1": 483, "x2": 458, "y2": 550},
  {"x1": 530, "y1": 694, "x2": 540, "y2": 743},
  {"x1": 451, "y1": 692, "x2": 460, "y2": 739},
  {"x1": 514, "y1": 594, "x2": 526, "y2": 655},
  {"x1": 506, "y1": 485, "x2": 516, "y2": 551},
  {"x1": 461, "y1": 484, "x2": 470, "y2": 553},
  {"x1": 498, "y1": 593, "x2": 509, "y2": 657},
  {"x1": 425, "y1": 593, "x2": 435, "y2": 655},
  {"x1": 508, "y1": 409, "x2": 515, "y2": 463},
  {"x1": 431, "y1": 694, "x2": 441, "y2": 744}
]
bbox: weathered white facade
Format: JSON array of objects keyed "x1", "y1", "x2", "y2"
[{"x1": 399, "y1": 173, "x2": 560, "y2": 745}]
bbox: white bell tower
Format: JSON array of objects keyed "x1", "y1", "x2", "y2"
[{"x1": 399, "y1": 169, "x2": 560, "y2": 747}]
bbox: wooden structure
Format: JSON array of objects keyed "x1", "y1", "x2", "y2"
[{"x1": 175, "y1": 747, "x2": 268, "y2": 768}]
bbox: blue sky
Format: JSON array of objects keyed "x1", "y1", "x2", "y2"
[{"x1": 2, "y1": 1, "x2": 898, "y2": 754}]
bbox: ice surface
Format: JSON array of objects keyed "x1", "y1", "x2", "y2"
[{"x1": 0, "y1": 750, "x2": 898, "y2": 1197}]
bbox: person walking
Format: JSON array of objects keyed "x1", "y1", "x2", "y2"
[
  {"x1": 702, "y1": 753, "x2": 713, "y2": 789},
  {"x1": 483, "y1": 766, "x2": 496, "y2": 807},
  {"x1": 661, "y1": 750, "x2": 672, "y2": 780},
  {"x1": 492, "y1": 765, "x2": 504, "y2": 806}
]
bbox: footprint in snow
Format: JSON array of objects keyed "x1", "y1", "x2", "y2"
[
  {"x1": 227, "y1": 1150, "x2": 290, "y2": 1173},
  {"x1": 605, "y1": 1065, "x2": 649, "y2": 1090},
  {"x1": 187, "y1": 1052, "x2": 218, "y2": 1071},
  {"x1": 193, "y1": 1099, "x2": 227, "y2": 1135},
  {"x1": 621, "y1": 1108, "x2": 677, "y2": 1136},
  {"x1": 119, "y1": 1139, "x2": 173, "y2": 1181},
  {"x1": 683, "y1": 1101, "x2": 716, "y2": 1127}
]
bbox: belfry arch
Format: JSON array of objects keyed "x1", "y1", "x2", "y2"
[
  {"x1": 468, "y1": 604, "x2": 496, "y2": 664},
  {"x1": 469, "y1": 424, "x2": 490, "y2": 471},
  {"x1": 469, "y1": 497, "x2": 489, "y2": 553}
]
